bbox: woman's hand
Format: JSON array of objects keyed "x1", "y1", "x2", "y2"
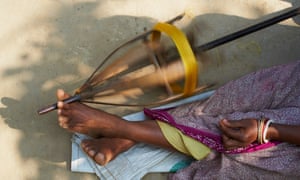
[{"x1": 219, "y1": 119, "x2": 258, "y2": 150}]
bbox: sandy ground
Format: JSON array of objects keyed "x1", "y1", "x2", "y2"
[{"x1": 0, "y1": 0, "x2": 299, "y2": 179}]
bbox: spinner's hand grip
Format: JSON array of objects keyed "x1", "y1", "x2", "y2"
[{"x1": 37, "y1": 95, "x2": 81, "y2": 115}]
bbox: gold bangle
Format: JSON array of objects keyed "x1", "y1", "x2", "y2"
[
  {"x1": 257, "y1": 118, "x2": 266, "y2": 144},
  {"x1": 257, "y1": 118, "x2": 262, "y2": 144}
]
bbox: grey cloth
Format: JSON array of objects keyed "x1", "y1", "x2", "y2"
[{"x1": 169, "y1": 61, "x2": 300, "y2": 179}]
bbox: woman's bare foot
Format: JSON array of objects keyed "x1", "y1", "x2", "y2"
[
  {"x1": 56, "y1": 89, "x2": 174, "y2": 155},
  {"x1": 56, "y1": 89, "x2": 122, "y2": 138},
  {"x1": 81, "y1": 137, "x2": 136, "y2": 166}
]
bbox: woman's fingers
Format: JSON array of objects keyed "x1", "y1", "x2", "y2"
[
  {"x1": 222, "y1": 134, "x2": 244, "y2": 150},
  {"x1": 220, "y1": 119, "x2": 244, "y2": 129},
  {"x1": 220, "y1": 119, "x2": 259, "y2": 149},
  {"x1": 219, "y1": 119, "x2": 243, "y2": 140}
]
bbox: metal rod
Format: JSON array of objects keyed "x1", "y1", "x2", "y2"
[
  {"x1": 196, "y1": 7, "x2": 300, "y2": 53},
  {"x1": 37, "y1": 94, "x2": 81, "y2": 115}
]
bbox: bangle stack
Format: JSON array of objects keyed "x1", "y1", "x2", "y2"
[{"x1": 257, "y1": 118, "x2": 273, "y2": 144}]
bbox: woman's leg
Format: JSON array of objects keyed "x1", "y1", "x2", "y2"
[{"x1": 56, "y1": 89, "x2": 175, "y2": 164}]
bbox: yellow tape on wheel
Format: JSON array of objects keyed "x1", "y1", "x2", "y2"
[{"x1": 152, "y1": 22, "x2": 198, "y2": 96}]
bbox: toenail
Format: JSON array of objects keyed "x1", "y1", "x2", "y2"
[
  {"x1": 95, "y1": 152, "x2": 104, "y2": 160},
  {"x1": 88, "y1": 150, "x2": 96, "y2": 157},
  {"x1": 95, "y1": 153, "x2": 106, "y2": 165},
  {"x1": 62, "y1": 124, "x2": 68, "y2": 129}
]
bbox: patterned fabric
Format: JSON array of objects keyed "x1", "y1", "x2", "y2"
[
  {"x1": 156, "y1": 120, "x2": 211, "y2": 160},
  {"x1": 144, "y1": 61, "x2": 300, "y2": 179}
]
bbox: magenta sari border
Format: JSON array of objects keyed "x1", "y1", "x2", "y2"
[{"x1": 143, "y1": 108, "x2": 279, "y2": 154}]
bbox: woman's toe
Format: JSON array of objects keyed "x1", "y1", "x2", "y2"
[
  {"x1": 87, "y1": 149, "x2": 96, "y2": 158},
  {"x1": 94, "y1": 152, "x2": 107, "y2": 166}
]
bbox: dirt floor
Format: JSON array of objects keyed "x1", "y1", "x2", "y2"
[{"x1": 0, "y1": 0, "x2": 299, "y2": 179}]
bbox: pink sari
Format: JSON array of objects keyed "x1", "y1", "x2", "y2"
[{"x1": 145, "y1": 61, "x2": 300, "y2": 179}]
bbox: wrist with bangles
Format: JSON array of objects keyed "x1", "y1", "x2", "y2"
[{"x1": 257, "y1": 118, "x2": 274, "y2": 144}]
